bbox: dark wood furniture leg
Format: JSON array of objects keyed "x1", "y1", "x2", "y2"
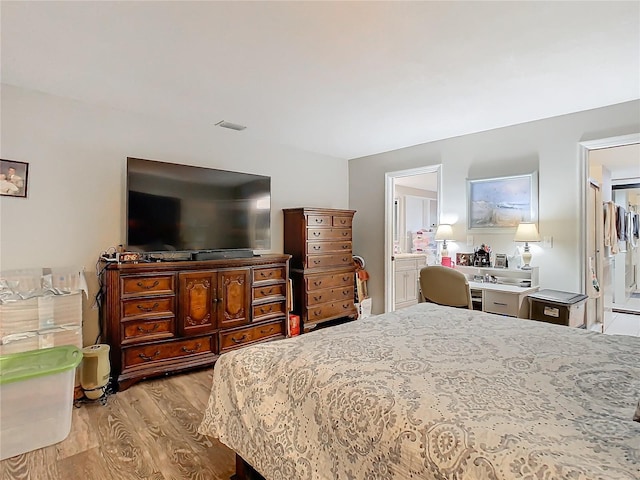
[{"x1": 231, "y1": 454, "x2": 265, "y2": 480}]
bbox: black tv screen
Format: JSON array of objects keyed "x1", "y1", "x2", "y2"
[{"x1": 126, "y1": 158, "x2": 271, "y2": 253}]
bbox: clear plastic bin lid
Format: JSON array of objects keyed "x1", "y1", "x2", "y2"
[{"x1": 0, "y1": 345, "x2": 82, "y2": 385}]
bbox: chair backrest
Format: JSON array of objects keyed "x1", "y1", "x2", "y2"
[{"x1": 419, "y1": 265, "x2": 473, "y2": 309}]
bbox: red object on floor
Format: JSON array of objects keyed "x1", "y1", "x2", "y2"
[{"x1": 288, "y1": 314, "x2": 300, "y2": 337}]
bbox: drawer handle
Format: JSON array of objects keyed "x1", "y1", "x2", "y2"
[
  {"x1": 138, "y1": 350, "x2": 161, "y2": 361},
  {"x1": 313, "y1": 280, "x2": 323, "y2": 287},
  {"x1": 137, "y1": 302, "x2": 159, "y2": 312},
  {"x1": 181, "y1": 343, "x2": 201, "y2": 354},
  {"x1": 342, "y1": 290, "x2": 349, "y2": 296},
  {"x1": 313, "y1": 260, "x2": 321, "y2": 265},
  {"x1": 260, "y1": 271, "x2": 274, "y2": 278},
  {"x1": 313, "y1": 245, "x2": 321, "y2": 250},
  {"x1": 260, "y1": 326, "x2": 275, "y2": 334},
  {"x1": 342, "y1": 257, "x2": 349, "y2": 262},
  {"x1": 342, "y1": 304, "x2": 350, "y2": 309},
  {"x1": 315, "y1": 218, "x2": 324, "y2": 223},
  {"x1": 231, "y1": 334, "x2": 247, "y2": 344},
  {"x1": 260, "y1": 288, "x2": 274, "y2": 296},
  {"x1": 314, "y1": 295, "x2": 323, "y2": 301},
  {"x1": 339, "y1": 219, "x2": 347, "y2": 224},
  {"x1": 342, "y1": 232, "x2": 348, "y2": 236},
  {"x1": 342, "y1": 245, "x2": 349, "y2": 249},
  {"x1": 313, "y1": 310, "x2": 322, "y2": 317},
  {"x1": 137, "y1": 323, "x2": 160, "y2": 333},
  {"x1": 313, "y1": 232, "x2": 321, "y2": 237},
  {"x1": 493, "y1": 302, "x2": 508, "y2": 306},
  {"x1": 137, "y1": 280, "x2": 159, "y2": 290},
  {"x1": 342, "y1": 276, "x2": 350, "y2": 281},
  {"x1": 260, "y1": 306, "x2": 273, "y2": 314}
]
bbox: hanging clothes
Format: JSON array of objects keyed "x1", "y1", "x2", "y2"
[
  {"x1": 603, "y1": 201, "x2": 619, "y2": 254},
  {"x1": 616, "y1": 205, "x2": 627, "y2": 242}
]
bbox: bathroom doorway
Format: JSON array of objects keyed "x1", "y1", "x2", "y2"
[{"x1": 384, "y1": 165, "x2": 441, "y2": 312}]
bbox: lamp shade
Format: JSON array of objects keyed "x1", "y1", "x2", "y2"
[
  {"x1": 514, "y1": 222, "x2": 540, "y2": 242},
  {"x1": 435, "y1": 224, "x2": 454, "y2": 241}
]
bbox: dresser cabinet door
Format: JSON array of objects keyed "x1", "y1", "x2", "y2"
[
  {"x1": 218, "y1": 268, "x2": 251, "y2": 329},
  {"x1": 178, "y1": 271, "x2": 218, "y2": 336}
]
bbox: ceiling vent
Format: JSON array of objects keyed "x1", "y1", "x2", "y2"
[{"x1": 215, "y1": 120, "x2": 247, "y2": 131}]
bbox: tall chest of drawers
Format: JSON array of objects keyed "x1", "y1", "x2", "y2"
[
  {"x1": 283, "y1": 208, "x2": 358, "y2": 331},
  {"x1": 101, "y1": 254, "x2": 290, "y2": 391}
]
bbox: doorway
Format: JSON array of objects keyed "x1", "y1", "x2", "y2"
[
  {"x1": 580, "y1": 134, "x2": 640, "y2": 336},
  {"x1": 384, "y1": 165, "x2": 442, "y2": 312}
]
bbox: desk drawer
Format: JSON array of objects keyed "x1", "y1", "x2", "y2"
[
  {"x1": 253, "y1": 266, "x2": 286, "y2": 283},
  {"x1": 123, "y1": 336, "x2": 213, "y2": 368},
  {"x1": 305, "y1": 253, "x2": 353, "y2": 270},
  {"x1": 219, "y1": 320, "x2": 284, "y2": 352},
  {"x1": 122, "y1": 297, "x2": 175, "y2": 320},
  {"x1": 484, "y1": 291, "x2": 519, "y2": 317},
  {"x1": 307, "y1": 286, "x2": 354, "y2": 306},
  {"x1": 307, "y1": 228, "x2": 352, "y2": 241},
  {"x1": 306, "y1": 270, "x2": 354, "y2": 291},
  {"x1": 252, "y1": 283, "x2": 286, "y2": 302},
  {"x1": 307, "y1": 241, "x2": 352, "y2": 254}
]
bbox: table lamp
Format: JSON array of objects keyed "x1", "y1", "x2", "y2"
[
  {"x1": 514, "y1": 222, "x2": 540, "y2": 270},
  {"x1": 435, "y1": 224, "x2": 454, "y2": 261}
]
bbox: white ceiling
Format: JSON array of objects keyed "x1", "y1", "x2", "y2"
[{"x1": 1, "y1": 1, "x2": 639, "y2": 160}]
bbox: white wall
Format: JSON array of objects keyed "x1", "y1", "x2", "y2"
[
  {"x1": 0, "y1": 84, "x2": 350, "y2": 344},
  {"x1": 349, "y1": 100, "x2": 640, "y2": 315}
]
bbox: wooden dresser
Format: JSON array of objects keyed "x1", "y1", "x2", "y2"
[
  {"x1": 100, "y1": 254, "x2": 290, "y2": 391},
  {"x1": 283, "y1": 208, "x2": 357, "y2": 331}
]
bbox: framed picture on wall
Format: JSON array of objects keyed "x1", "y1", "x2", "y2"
[
  {"x1": 0, "y1": 159, "x2": 29, "y2": 198},
  {"x1": 467, "y1": 172, "x2": 538, "y2": 230}
]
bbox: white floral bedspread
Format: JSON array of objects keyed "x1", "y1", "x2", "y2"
[{"x1": 199, "y1": 303, "x2": 640, "y2": 479}]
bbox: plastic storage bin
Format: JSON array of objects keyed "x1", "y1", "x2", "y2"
[
  {"x1": 527, "y1": 289, "x2": 588, "y2": 328},
  {"x1": 0, "y1": 346, "x2": 82, "y2": 460}
]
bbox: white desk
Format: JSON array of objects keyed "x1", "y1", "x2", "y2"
[
  {"x1": 456, "y1": 266, "x2": 539, "y2": 317},
  {"x1": 468, "y1": 281, "x2": 539, "y2": 317}
]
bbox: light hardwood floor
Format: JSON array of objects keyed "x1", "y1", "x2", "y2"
[{"x1": 0, "y1": 369, "x2": 236, "y2": 480}]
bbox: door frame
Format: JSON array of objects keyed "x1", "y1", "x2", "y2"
[
  {"x1": 579, "y1": 133, "x2": 640, "y2": 296},
  {"x1": 384, "y1": 164, "x2": 442, "y2": 312}
]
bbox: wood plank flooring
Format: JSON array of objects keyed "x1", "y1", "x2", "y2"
[{"x1": 0, "y1": 369, "x2": 236, "y2": 480}]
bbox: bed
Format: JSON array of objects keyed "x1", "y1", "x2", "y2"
[{"x1": 199, "y1": 302, "x2": 640, "y2": 480}]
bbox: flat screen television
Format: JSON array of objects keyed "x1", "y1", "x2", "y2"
[{"x1": 126, "y1": 157, "x2": 271, "y2": 255}]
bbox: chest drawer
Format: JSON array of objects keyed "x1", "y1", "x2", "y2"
[
  {"x1": 219, "y1": 320, "x2": 284, "y2": 352},
  {"x1": 332, "y1": 216, "x2": 352, "y2": 228},
  {"x1": 305, "y1": 253, "x2": 353, "y2": 270},
  {"x1": 306, "y1": 215, "x2": 332, "y2": 227},
  {"x1": 306, "y1": 270, "x2": 354, "y2": 291},
  {"x1": 252, "y1": 283, "x2": 286, "y2": 302},
  {"x1": 121, "y1": 275, "x2": 175, "y2": 297},
  {"x1": 252, "y1": 300, "x2": 287, "y2": 322},
  {"x1": 306, "y1": 301, "x2": 357, "y2": 322},
  {"x1": 122, "y1": 296, "x2": 175, "y2": 320},
  {"x1": 307, "y1": 286, "x2": 354, "y2": 306},
  {"x1": 122, "y1": 318, "x2": 175, "y2": 344},
  {"x1": 307, "y1": 240, "x2": 352, "y2": 255},
  {"x1": 123, "y1": 336, "x2": 213, "y2": 368},
  {"x1": 307, "y1": 228, "x2": 352, "y2": 241},
  {"x1": 483, "y1": 291, "x2": 519, "y2": 316},
  {"x1": 253, "y1": 266, "x2": 287, "y2": 283}
]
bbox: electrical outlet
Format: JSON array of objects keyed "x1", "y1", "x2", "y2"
[
  {"x1": 543, "y1": 236, "x2": 553, "y2": 248},
  {"x1": 467, "y1": 235, "x2": 474, "y2": 246}
]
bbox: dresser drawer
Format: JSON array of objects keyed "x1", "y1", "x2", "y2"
[
  {"x1": 252, "y1": 300, "x2": 287, "y2": 322},
  {"x1": 219, "y1": 320, "x2": 284, "y2": 352},
  {"x1": 305, "y1": 253, "x2": 353, "y2": 270},
  {"x1": 122, "y1": 318, "x2": 175, "y2": 344},
  {"x1": 306, "y1": 215, "x2": 332, "y2": 227},
  {"x1": 253, "y1": 266, "x2": 287, "y2": 283},
  {"x1": 307, "y1": 228, "x2": 352, "y2": 241},
  {"x1": 306, "y1": 301, "x2": 357, "y2": 323},
  {"x1": 483, "y1": 291, "x2": 519, "y2": 316},
  {"x1": 307, "y1": 240, "x2": 352, "y2": 255},
  {"x1": 332, "y1": 215, "x2": 352, "y2": 228},
  {"x1": 121, "y1": 275, "x2": 175, "y2": 297},
  {"x1": 122, "y1": 296, "x2": 175, "y2": 320},
  {"x1": 252, "y1": 283, "x2": 286, "y2": 302},
  {"x1": 306, "y1": 270, "x2": 354, "y2": 291},
  {"x1": 307, "y1": 286, "x2": 354, "y2": 306},
  {"x1": 123, "y1": 336, "x2": 213, "y2": 368}
]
